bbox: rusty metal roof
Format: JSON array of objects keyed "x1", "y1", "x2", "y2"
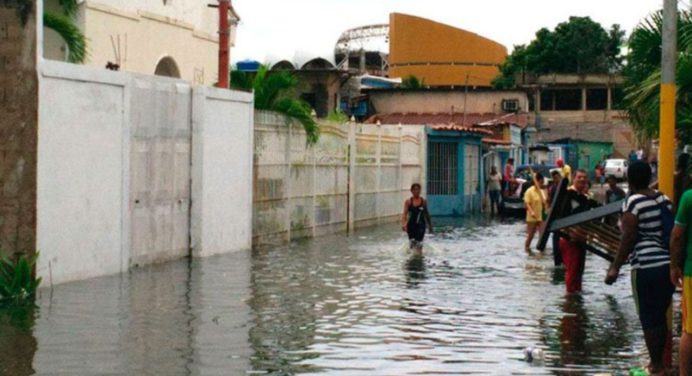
[
  {"x1": 429, "y1": 124, "x2": 493, "y2": 135},
  {"x1": 366, "y1": 112, "x2": 529, "y2": 128}
]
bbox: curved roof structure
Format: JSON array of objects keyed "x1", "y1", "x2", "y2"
[
  {"x1": 270, "y1": 60, "x2": 296, "y2": 71},
  {"x1": 301, "y1": 57, "x2": 336, "y2": 70},
  {"x1": 388, "y1": 13, "x2": 507, "y2": 87}
]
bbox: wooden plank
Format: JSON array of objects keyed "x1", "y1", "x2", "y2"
[
  {"x1": 581, "y1": 222, "x2": 621, "y2": 245},
  {"x1": 548, "y1": 200, "x2": 623, "y2": 232},
  {"x1": 556, "y1": 231, "x2": 615, "y2": 262},
  {"x1": 536, "y1": 177, "x2": 570, "y2": 251},
  {"x1": 584, "y1": 243, "x2": 615, "y2": 262}
]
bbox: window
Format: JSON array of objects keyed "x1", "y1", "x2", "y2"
[
  {"x1": 586, "y1": 88, "x2": 608, "y2": 110},
  {"x1": 501, "y1": 99, "x2": 519, "y2": 112},
  {"x1": 428, "y1": 142, "x2": 458, "y2": 195},
  {"x1": 611, "y1": 88, "x2": 625, "y2": 110},
  {"x1": 540, "y1": 89, "x2": 582, "y2": 111}
]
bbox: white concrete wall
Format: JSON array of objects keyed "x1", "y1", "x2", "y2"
[
  {"x1": 191, "y1": 87, "x2": 254, "y2": 257},
  {"x1": 37, "y1": 60, "x2": 253, "y2": 285},
  {"x1": 369, "y1": 90, "x2": 529, "y2": 115},
  {"x1": 37, "y1": 62, "x2": 131, "y2": 284},
  {"x1": 253, "y1": 112, "x2": 426, "y2": 245}
]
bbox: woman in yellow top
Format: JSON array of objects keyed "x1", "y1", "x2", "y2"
[
  {"x1": 524, "y1": 172, "x2": 547, "y2": 253},
  {"x1": 557, "y1": 159, "x2": 572, "y2": 183}
]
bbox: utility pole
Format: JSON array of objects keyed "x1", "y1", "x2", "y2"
[
  {"x1": 217, "y1": 0, "x2": 231, "y2": 88},
  {"x1": 659, "y1": 0, "x2": 677, "y2": 197}
]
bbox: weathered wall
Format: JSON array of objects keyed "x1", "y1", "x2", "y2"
[
  {"x1": 37, "y1": 62, "x2": 129, "y2": 282},
  {"x1": 253, "y1": 111, "x2": 425, "y2": 246},
  {"x1": 36, "y1": 60, "x2": 253, "y2": 285},
  {"x1": 0, "y1": 2, "x2": 38, "y2": 258},
  {"x1": 531, "y1": 111, "x2": 635, "y2": 158},
  {"x1": 369, "y1": 90, "x2": 528, "y2": 115},
  {"x1": 43, "y1": 0, "x2": 231, "y2": 85},
  {"x1": 191, "y1": 87, "x2": 253, "y2": 257}
]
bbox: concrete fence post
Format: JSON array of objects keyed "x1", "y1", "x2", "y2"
[
  {"x1": 398, "y1": 125, "x2": 404, "y2": 206},
  {"x1": 376, "y1": 125, "x2": 382, "y2": 224},
  {"x1": 312, "y1": 142, "x2": 317, "y2": 238},
  {"x1": 285, "y1": 121, "x2": 292, "y2": 242},
  {"x1": 347, "y1": 122, "x2": 356, "y2": 233}
]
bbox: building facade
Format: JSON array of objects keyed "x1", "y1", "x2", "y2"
[
  {"x1": 522, "y1": 74, "x2": 635, "y2": 158},
  {"x1": 43, "y1": 0, "x2": 239, "y2": 85},
  {"x1": 388, "y1": 13, "x2": 507, "y2": 88}
]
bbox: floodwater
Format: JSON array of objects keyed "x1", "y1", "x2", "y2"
[{"x1": 0, "y1": 218, "x2": 672, "y2": 375}]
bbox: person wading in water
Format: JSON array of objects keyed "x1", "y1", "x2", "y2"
[{"x1": 402, "y1": 183, "x2": 433, "y2": 253}]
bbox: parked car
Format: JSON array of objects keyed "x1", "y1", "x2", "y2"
[
  {"x1": 603, "y1": 158, "x2": 628, "y2": 180},
  {"x1": 500, "y1": 164, "x2": 558, "y2": 216}
]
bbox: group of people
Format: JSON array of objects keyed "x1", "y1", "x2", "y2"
[
  {"x1": 520, "y1": 154, "x2": 691, "y2": 376},
  {"x1": 400, "y1": 151, "x2": 692, "y2": 375}
]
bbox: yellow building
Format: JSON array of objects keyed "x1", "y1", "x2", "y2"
[
  {"x1": 388, "y1": 13, "x2": 507, "y2": 88},
  {"x1": 43, "y1": 0, "x2": 239, "y2": 85}
]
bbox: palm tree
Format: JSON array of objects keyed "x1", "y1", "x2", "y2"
[
  {"x1": 623, "y1": 9, "x2": 692, "y2": 144},
  {"x1": 231, "y1": 64, "x2": 319, "y2": 144},
  {"x1": 44, "y1": 0, "x2": 87, "y2": 63}
]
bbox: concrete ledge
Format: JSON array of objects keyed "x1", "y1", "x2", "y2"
[{"x1": 40, "y1": 60, "x2": 128, "y2": 87}]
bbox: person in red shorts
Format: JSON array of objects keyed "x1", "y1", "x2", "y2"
[{"x1": 559, "y1": 169, "x2": 598, "y2": 294}]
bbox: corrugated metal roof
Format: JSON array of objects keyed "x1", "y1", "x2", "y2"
[
  {"x1": 482, "y1": 138, "x2": 511, "y2": 145},
  {"x1": 429, "y1": 124, "x2": 493, "y2": 135}
]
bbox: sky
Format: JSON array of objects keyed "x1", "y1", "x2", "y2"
[{"x1": 231, "y1": 0, "x2": 674, "y2": 64}]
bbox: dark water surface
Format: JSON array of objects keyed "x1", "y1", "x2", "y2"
[{"x1": 0, "y1": 219, "x2": 666, "y2": 375}]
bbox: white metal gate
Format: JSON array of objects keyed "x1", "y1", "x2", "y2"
[{"x1": 129, "y1": 80, "x2": 192, "y2": 265}]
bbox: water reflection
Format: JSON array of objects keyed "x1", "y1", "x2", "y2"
[
  {"x1": 541, "y1": 293, "x2": 635, "y2": 375},
  {"x1": 404, "y1": 253, "x2": 426, "y2": 288},
  {"x1": 0, "y1": 304, "x2": 37, "y2": 376},
  {"x1": 0, "y1": 221, "x2": 657, "y2": 375}
]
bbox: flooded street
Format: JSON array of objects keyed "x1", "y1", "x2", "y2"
[{"x1": 0, "y1": 219, "x2": 665, "y2": 375}]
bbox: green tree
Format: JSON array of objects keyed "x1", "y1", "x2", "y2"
[
  {"x1": 622, "y1": 9, "x2": 692, "y2": 143},
  {"x1": 401, "y1": 75, "x2": 424, "y2": 89},
  {"x1": 44, "y1": 0, "x2": 87, "y2": 63},
  {"x1": 493, "y1": 17, "x2": 625, "y2": 89},
  {"x1": 231, "y1": 64, "x2": 319, "y2": 144}
]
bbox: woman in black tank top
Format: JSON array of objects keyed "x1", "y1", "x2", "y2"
[{"x1": 402, "y1": 183, "x2": 433, "y2": 250}]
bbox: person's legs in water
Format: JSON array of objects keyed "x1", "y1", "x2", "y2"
[
  {"x1": 489, "y1": 190, "x2": 500, "y2": 216},
  {"x1": 561, "y1": 238, "x2": 584, "y2": 293},
  {"x1": 525, "y1": 221, "x2": 540, "y2": 253},
  {"x1": 632, "y1": 266, "x2": 675, "y2": 375},
  {"x1": 681, "y1": 276, "x2": 692, "y2": 375},
  {"x1": 408, "y1": 224, "x2": 426, "y2": 254},
  {"x1": 552, "y1": 233, "x2": 563, "y2": 267}
]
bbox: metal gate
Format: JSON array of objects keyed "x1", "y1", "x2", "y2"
[
  {"x1": 427, "y1": 142, "x2": 458, "y2": 195},
  {"x1": 129, "y1": 80, "x2": 192, "y2": 265},
  {"x1": 464, "y1": 144, "x2": 480, "y2": 212}
]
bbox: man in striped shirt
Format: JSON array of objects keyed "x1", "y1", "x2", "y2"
[{"x1": 606, "y1": 161, "x2": 674, "y2": 376}]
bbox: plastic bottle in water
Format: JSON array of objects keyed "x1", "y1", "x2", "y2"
[{"x1": 523, "y1": 347, "x2": 544, "y2": 362}]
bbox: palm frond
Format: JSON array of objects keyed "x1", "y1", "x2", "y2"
[
  {"x1": 44, "y1": 12, "x2": 87, "y2": 64},
  {"x1": 255, "y1": 70, "x2": 297, "y2": 110},
  {"x1": 58, "y1": 0, "x2": 79, "y2": 17},
  {"x1": 232, "y1": 64, "x2": 320, "y2": 144},
  {"x1": 230, "y1": 70, "x2": 253, "y2": 91},
  {"x1": 273, "y1": 98, "x2": 320, "y2": 145}
]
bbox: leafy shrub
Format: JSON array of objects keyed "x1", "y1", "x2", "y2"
[{"x1": 0, "y1": 253, "x2": 41, "y2": 305}]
